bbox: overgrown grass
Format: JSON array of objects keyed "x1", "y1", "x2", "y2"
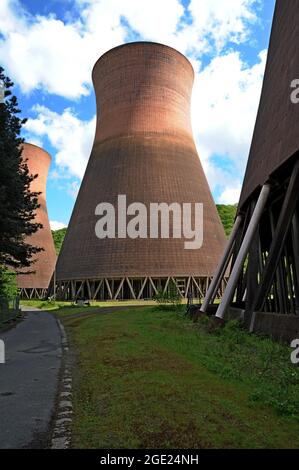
[
  {"x1": 59, "y1": 306, "x2": 299, "y2": 449},
  {"x1": 193, "y1": 316, "x2": 299, "y2": 418}
]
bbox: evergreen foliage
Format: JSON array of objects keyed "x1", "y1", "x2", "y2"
[
  {"x1": 216, "y1": 204, "x2": 237, "y2": 236},
  {"x1": 52, "y1": 227, "x2": 67, "y2": 254},
  {"x1": 0, "y1": 66, "x2": 41, "y2": 271},
  {"x1": 0, "y1": 67, "x2": 42, "y2": 301}
]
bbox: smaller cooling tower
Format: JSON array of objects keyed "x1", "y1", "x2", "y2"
[{"x1": 17, "y1": 143, "x2": 56, "y2": 299}]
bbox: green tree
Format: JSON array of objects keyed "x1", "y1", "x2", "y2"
[
  {"x1": 52, "y1": 227, "x2": 67, "y2": 254},
  {"x1": 217, "y1": 204, "x2": 237, "y2": 236},
  {"x1": 0, "y1": 66, "x2": 42, "y2": 276},
  {"x1": 0, "y1": 267, "x2": 18, "y2": 301}
]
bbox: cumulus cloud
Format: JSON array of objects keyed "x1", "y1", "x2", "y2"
[
  {"x1": 218, "y1": 183, "x2": 242, "y2": 205},
  {"x1": 0, "y1": 1, "x2": 126, "y2": 98},
  {"x1": 1, "y1": 0, "x2": 267, "y2": 205},
  {"x1": 25, "y1": 43, "x2": 266, "y2": 205},
  {"x1": 193, "y1": 50, "x2": 266, "y2": 165},
  {"x1": 0, "y1": 0, "x2": 260, "y2": 98},
  {"x1": 0, "y1": 0, "x2": 27, "y2": 36},
  {"x1": 24, "y1": 49, "x2": 267, "y2": 205},
  {"x1": 50, "y1": 220, "x2": 67, "y2": 231},
  {"x1": 79, "y1": 0, "x2": 185, "y2": 44},
  {"x1": 192, "y1": 50, "x2": 267, "y2": 201},
  {"x1": 67, "y1": 180, "x2": 80, "y2": 199},
  {"x1": 188, "y1": 0, "x2": 258, "y2": 50},
  {"x1": 24, "y1": 105, "x2": 96, "y2": 179}
]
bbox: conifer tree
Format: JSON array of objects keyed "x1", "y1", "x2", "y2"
[{"x1": 0, "y1": 66, "x2": 42, "y2": 272}]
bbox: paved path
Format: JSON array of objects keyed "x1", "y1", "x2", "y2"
[{"x1": 0, "y1": 308, "x2": 62, "y2": 448}]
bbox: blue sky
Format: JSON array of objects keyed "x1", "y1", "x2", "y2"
[{"x1": 0, "y1": 0, "x2": 276, "y2": 229}]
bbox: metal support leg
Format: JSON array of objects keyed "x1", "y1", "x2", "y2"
[
  {"x1": 250, "y1": 160, "x2": 299, "y2": 330},
  {"x1": 244, "y1": 228, "x2": 260, "y2": 325},
  {"x1": 215, "y1": 184, "x2": 271, "y2": 320},
  {"x1": 201, "y1": 215, "x2": 243, "y2": 313},
  {"x1": 292, "y1": 211, "x2": 299, "y2": 314}
]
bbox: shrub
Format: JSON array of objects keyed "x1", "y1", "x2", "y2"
[
  {"x1": 154, "y1": 280, "x2": 182, "y2": 309},
  {"x1": 0, "y1": 266, "x2": 18, "y2": 301}
]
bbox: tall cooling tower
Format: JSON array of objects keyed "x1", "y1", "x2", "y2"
[
  {"x1": 203, "y1": 1, "x2": 299, "y2": 328},
  {"x1": 239, "y1": 0, "x2": 299, "y2": 209},
  {"x1": 55, "y1": 42, "x2": 227, "y2": 301},
  {"x1": 17, "y1": 143, "x2": 56, "y2": 299}
]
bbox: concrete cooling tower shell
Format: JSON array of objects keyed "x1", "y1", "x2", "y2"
[
  {"x1": 205, "y1": 2, "x2": 299, "y2": 323},
  {"x1": 55, "y1": 42, "x2": 227, "y2": 300},
  {"x1": 239, "y1": 0, "x2": 299, "y2": 209},
  {"x1": 17, "y1": 143, "x2": 56, "y2": 298}
]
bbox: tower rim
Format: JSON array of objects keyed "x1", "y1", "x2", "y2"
[
  {"x1": 21, "y1": 142, "x2": 52, "y2": 163},
  {"x1": 92, "y1": 41, "x2": 194, "y2": 80}
]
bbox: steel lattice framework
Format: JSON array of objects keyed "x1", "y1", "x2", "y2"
[{"x1": 202, "y1": 0, "x2": 299, "y2": 328}]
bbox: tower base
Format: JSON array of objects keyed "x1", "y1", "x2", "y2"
[
  {"x1": 53, "y1": 276, "x2": 227, "y2": 302},
  {"x1": 19, "y1": 287, "x2": 48, "y2": 300}
]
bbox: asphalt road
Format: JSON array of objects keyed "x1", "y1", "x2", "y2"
[{"x1": 0, "y1": 308, "x2": 62, "y2": 449}]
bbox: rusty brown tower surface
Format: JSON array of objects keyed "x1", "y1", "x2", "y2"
[
  {"x1": 239, "y1": 0, "x2": 299, "y2": 209},
  {"x1": 202, "y1": 1, "x2": 299, "y2": 332},
  {"x1": 17, "y1": 143, "x2": 57, "y2": 299},
  {"x1": 55, "y1": 42, "x2": 227, "y2": 301}
]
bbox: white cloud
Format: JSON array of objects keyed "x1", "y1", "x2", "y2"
[
  {"x1": 67, "y1": 180, "x2": 80, "y2": 199},
  {"x1": 50, "y1": 220, "x2": 67, "y2": 230},
  {"x1": 0, "y1": 1, "x2": 126, "y2": 98},
  {"x1": 187, "y1": 0, "x2": 258, "y2": 51},
  {"x1": 24, "y1": 49, "x2": 267, "y2": 205},
  {"x1": 24, "y1": 136, "x2": 43, "y2": 148},
  {"x1": 218, "y1": 183, "x2": 242, "y2": 205},
  {"x1": 79, "y1": 0, "x2": 184, "y2": 43},
  {"x1": 0, "y1": 0, "x2": 261, "y2": 98},
  {"x1": 191, "y1": 50, "x2": 267, "y2": 199},
  {"x1": 150, "y1": 0, "x2": 260, "y2": 56},
  {"x1": 24, "y1": 105, "x2": 96, "y2": 179},
  {"x1": 2, "y1": 0, "x2": 267, "y2": 206},
  {"x1": 0, "y1": 0, "x2": 27, "y2": 36}
]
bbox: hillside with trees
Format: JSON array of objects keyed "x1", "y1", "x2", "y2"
[
  {"x1": 216, "y1": 204, "x2": 237, "y2": 236},
  {"x1": 52, "y1": 228, "x2": 67, "y2": 254}
]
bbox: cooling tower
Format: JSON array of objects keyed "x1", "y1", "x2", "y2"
[
  {"x1": 239, "y1": 0, "x2": 299, "y2": 209},
  {"x1": 17, "y1": 143, "x2": 57, "y2": 299},
  {"x1": 55, "y1": 42, "x2": 227, "y2": 301},
  {"x1": 203, "y1": 1, "x2": 299, "y2": 327}
]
